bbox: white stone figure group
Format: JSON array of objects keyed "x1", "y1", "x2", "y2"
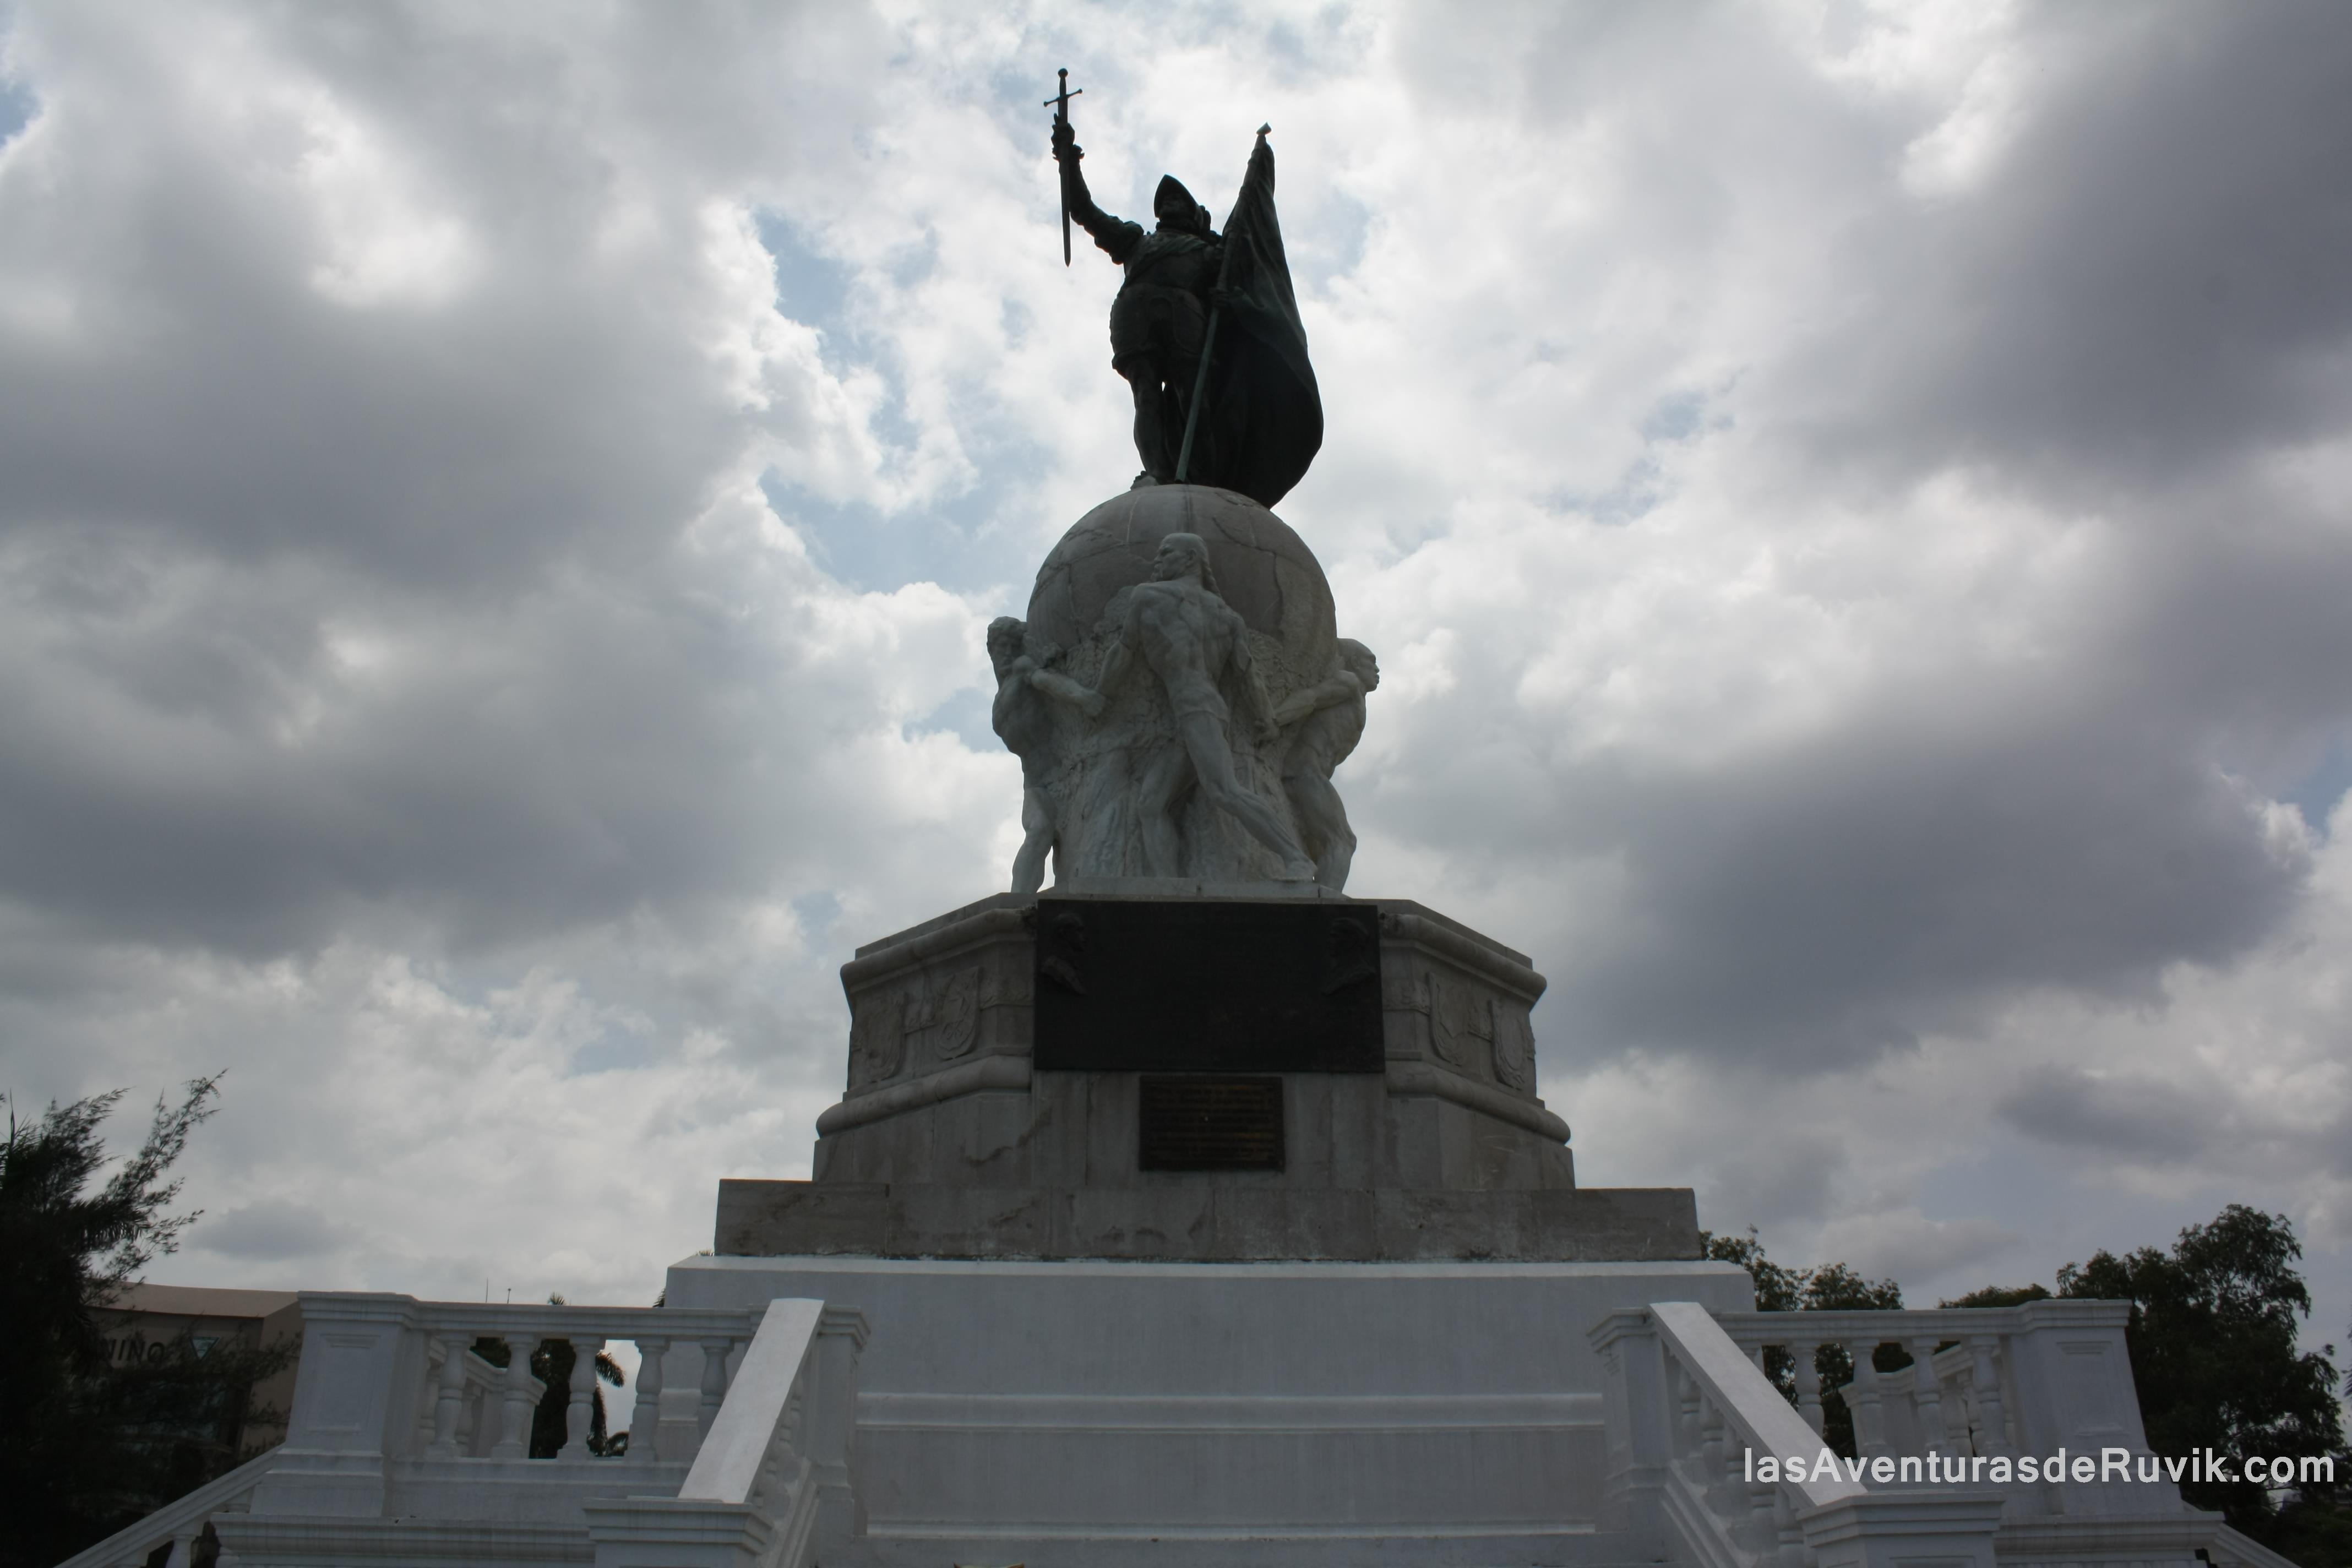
[{"x1": 990, "y1": 531, "x2": 1376, "y2": 894}]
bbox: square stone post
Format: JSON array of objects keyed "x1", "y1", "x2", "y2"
[
  {"x1": 812, "y1": 1306, "x2": 872, "y2": 1555},
  {"x1": 1800, "y1": 1492, "x2": 2006, "y2": 1568},
  {"x1": 1589, "y1": 1308, "x2": 1673, "y2": 1554},
  {"x1": 247, "y1": 1292, "x2": 423, "y2": 1518},
  {"x1": 2001, "y1": 1299, "x2": 2181, "y2": 1517}
]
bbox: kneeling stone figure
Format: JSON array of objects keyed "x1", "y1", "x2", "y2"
[{"x1": 989, "y1": 616, "x2": 1103, "y2": 896}]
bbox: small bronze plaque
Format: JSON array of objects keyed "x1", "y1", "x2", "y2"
[{"x1": 1138, "y1": 1075, "x2": 1284, "y2": 1171}]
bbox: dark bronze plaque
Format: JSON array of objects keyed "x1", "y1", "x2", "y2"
[
  {"x1": 1138, "y1": 1075, "x2": 1284, "y2": 1170},
  {"x1": 1033, "y1": 898, "x2": 1383, "y2": 1073}
]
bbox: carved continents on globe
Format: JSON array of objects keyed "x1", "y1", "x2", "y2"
[{"x1": 1010, "y1": 483, "x2": 1346, "y2": 886}]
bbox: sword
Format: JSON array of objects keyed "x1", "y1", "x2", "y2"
[{"x1": 1044, "y1": 68, "x2": 1082, "y2": 266}]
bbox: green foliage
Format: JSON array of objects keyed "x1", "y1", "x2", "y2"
[
  {"x1": 1702, "y1": 1228, "x2": 1903, "y2": 1457},
  {"x1": 1939, "y1": 1283, "x2": 2051, "y2": 1309},
  {"x1": 0, "y1": 1078, "x2": 295, "y2": 1568},
  {"x1": 2267, "y1": 1494, "x2": 2352, "y2": 1568},
  {"x1": 2049, "y1": 1206, "x2": 2346, "y2": 1547}
]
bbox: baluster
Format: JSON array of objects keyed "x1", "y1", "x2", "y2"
[
  {"x1": 1968, "y1": 1335, "x2": 2012, "y2": 1457},
  {"x1": 162, "y1": 1527, "x2": 200, "y2": 1568},
  {"x1": 492, "y1": 1344, "x2": 536, "y2": 1458},
  {"x1": 1773, "y1": 1487, "x2": 1807, "y2": 1568},
  {"x1": 629, "y1": 1336, "x2": 669, "y2": 1463},
  {"x1": 1747, "y1": 1340, "x2": 1768, "y2": 1374},
  {"x1": 559, "y1": 1336, "x2": 606, "y2": 1461},
  {"x1": 426, "y1": 1333, "x2": 469, "y2": 1458},
  {"x1": 698, "y1": 1337, "x2": 736, "y2": 1440},
  {"x1": 1909, "y1": 1337, "x2": 1947, "y2": 1458},
  {"x1": 773, "y1": 1388, "x2": 809, "y2": 1506},
  {"x1": 1941, "y1": 1358, "x2": 1974, "y2": 1455},
  {"x1": 1700, "y1": 1394, "x2": 1729, "y2": 1491},
  {"x1": 1793, "y1": 1339, "x2": 1825, "y2": 1436},
  {"x1": 412, "y1": 1366, "x2": 438, "y2": 1455},
  {"x1": 1745, "y1": 1473, "x2": 1779, "y2": 1553},
  {"x1": 1845, "y1": 1339, "x2": 1886, "y2": 1461}
]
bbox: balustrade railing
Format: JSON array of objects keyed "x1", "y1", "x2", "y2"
[
  {"x1": 1711, "y1": 1305, "x2": 2034, "y2": 1468},
  {"x1": 185, "y1": 1291, "x2": 865, "y2": 1568},
  {"x1": 398, "y1": 1299, "x2": 766, "y2": 1466},
  {"x1": 1712, "y1": 1299, "x2": 2152, "y2": 1496},
  {"x1": 1595, "y1": 1297, "x2": 2208, "y2": 1568},
  {"x1": 1598, "y1": 1301, "x2": 1874, "y2": 1568},
  {"x1": 583, "y1": 1298, "x2": 870, "y2": 1568},
  {"x1": 1598, "y1": 1302, "x2": 2018, "y2": 1568}
]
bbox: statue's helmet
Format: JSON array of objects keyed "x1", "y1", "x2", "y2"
[{"x1": 1153, "y1": 175, "x2": 1213, "y2": 236}]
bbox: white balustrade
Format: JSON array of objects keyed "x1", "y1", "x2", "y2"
[
  {"x1": 58, "y1": 1277, "x2": 880, "y2": 1568},
  {"x1": 395, "y1": 1298, "x2": 761, "y2": 1467},
  {"x1": 1597, "y1": 1297, "x2": 2218, "y2": 1568},
  {"x1": 1596, "y1": 1300, "x2": 1876, "y2": 1568},
  {"x1": 1704, "y1": 1302, "x2": 2158, "y2": 1487},
  {"x1": 191, "y1": 1291, "x2": 864, "y2": 1568},
  {"x1": 582, "y1": 1297, "x2": 870, "y2": 1568}
]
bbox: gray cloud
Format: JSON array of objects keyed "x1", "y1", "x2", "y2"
[
  {"x1": 1, "y1": 1, "x2": 2349, "y2": 1314},
  {"x1": 1774, "y1": 2, "x2": 2352, "y2": 499},
  {"x1": 1997, "y1": 1066, "x2": 2216, "y2": 1159},
  {"x1": 194, "y1": 1199, "x2": 358, "y2": 1262}
]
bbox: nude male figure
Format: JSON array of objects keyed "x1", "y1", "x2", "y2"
[
  {"x1": 1270, "y1": 638, "x2": 1379, "y2": 891},
  {"x1": 989, "y1": 616, "x2": 1104, "y2": 894},
  {"x1": 1086, "y1": 533, "x2": 1316, "y2": 881}
]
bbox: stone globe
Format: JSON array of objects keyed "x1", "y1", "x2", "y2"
[{"x1": 1023, "y1": 483, "x2": 1337, "y2": 698}]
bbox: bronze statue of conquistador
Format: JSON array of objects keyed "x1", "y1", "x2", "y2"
[
  {"x1": 1055, "y1": 117, "x2": 1222, "y2": 489},
  {"x1": 1051, "y1": 113, "x2": 1323, "y2": 508}
]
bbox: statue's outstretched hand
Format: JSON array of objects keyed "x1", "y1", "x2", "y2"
[
  {"x1": 1080, "y1": 688, "x2": 1107, "y2": 718},
  {"x1": 1052, "y1": 119, "x2": 1080, "y2": 160},
  {"x1": 1269, "y1": 693, "x2": 1312, "y2": 728}
]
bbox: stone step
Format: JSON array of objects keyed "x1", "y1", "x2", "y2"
[{"x1": 717, "y1": 1175, "x2": 1702, "y2": 1261}]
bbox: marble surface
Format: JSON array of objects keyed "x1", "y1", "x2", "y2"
[
  {"x1": 990, "y1": 485, "x2": 1378, "y2": 889},
  {"x1": 732, "y1": 890, "x2": 1703, "y2": 1262},
  {"x1": 666, "y1": 1251, "x2": 1754, "y2": 1567}
]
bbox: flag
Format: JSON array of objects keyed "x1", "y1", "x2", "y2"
[{"x1": 1199, "y1": 135, "x2": 1323, "y2": 509}]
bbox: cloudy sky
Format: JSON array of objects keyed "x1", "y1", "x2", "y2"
[{"x1": 5, "y1": 0, "x2": 2351, "y2": 1363}]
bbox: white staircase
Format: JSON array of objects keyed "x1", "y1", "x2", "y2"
[{"x1": 66, "y1": 1281, "x2": 2286, "y2": 1568}]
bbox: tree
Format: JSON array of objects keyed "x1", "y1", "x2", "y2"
[
  {"x1": 1938, "y1": 1283, "x2": 2050, "y2": 1309},
  {"x1": 0, "y1": 1078, "x2": 295, "y2": 1568},
  {"x1": 1703, "y1": 1228, "x2": 1903, "y2": 1456}
]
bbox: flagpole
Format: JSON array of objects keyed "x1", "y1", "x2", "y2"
[{"x1": 1173, "y1": 124, "x2": 1269, "y2": 486}]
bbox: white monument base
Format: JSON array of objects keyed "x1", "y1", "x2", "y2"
[{"x1": 664, "y1": 1251, "x2": 1753, "y2": 1566}]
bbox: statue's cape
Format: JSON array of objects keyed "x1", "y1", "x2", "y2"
[{"x1": 1199, "y1": 137, "x2": 1321, "y2": 508}]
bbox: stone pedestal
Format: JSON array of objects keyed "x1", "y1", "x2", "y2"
[
  {"x1": 717, "y1": 888, "x2": 1700, "y2": 1262},
  {"x1": 704, "y1": 885, "x2": 1712, "y2": 1560}
]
